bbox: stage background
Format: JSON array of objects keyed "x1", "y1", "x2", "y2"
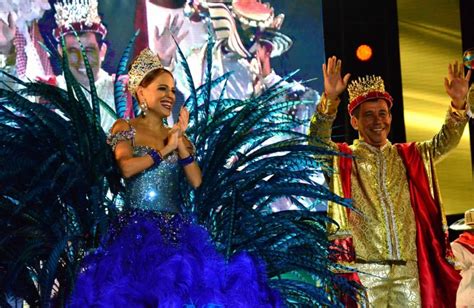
[
  {"x1": 397, "y1": 0, "x2": 473, "y2": 215},
  {"x1": 97, "y1": 0, "x2": 325, "y2": 91}
]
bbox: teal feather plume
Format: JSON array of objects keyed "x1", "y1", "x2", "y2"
[
  {"x1": 114, "y1": 30, "x2": 140, "y2": 118},
  {"x1": 175, "y1": 38, "x2": 361, "y2": 305},
  {"x1": 0, "y1": 42, "x2": 122, "y2": 306}
]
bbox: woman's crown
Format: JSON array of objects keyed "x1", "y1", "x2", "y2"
[{"x1": 128, "y1": 48, "x2": 164, "y2": 97}]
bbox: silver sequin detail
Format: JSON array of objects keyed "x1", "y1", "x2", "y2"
[{"x1": 107, "y1": 126, "x2": 136, "y2": 151}]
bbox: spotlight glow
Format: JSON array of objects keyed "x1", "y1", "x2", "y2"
[{"x1": 356, "y1": 44, "x2": 373, "y2": 61}]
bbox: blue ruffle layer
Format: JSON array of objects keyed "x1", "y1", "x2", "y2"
[{"x1": 69, "y1": 212, "x2": 281, "y2": 307}]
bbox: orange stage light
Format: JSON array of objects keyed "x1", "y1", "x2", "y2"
[{"x1": 356, "y1": 44, "x2": 373, "y2": 61}]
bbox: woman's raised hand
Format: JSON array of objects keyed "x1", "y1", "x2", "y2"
[
  {"x1": 166, "y1": 125, "x2": 180, "y2": 153},
  {"x1": 177, "y1": 107, "x2": 189, "y2": 135}
]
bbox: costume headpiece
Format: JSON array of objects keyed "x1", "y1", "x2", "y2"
[
  {"x1": 204, "y1": 0, "x2": 292, "y2": 58},
  {"x1": 128, "y1": 48, "x2": 164, "y2": 97},
  {"x1": 53, "y1": 0, "x2": 107, "y2": 40},
  {"x1": 347, "y1": 75, "x2": 393, "y2": 116},
  {"x1": 450, "y1": 209, "x2": 474, "y2": 231}
]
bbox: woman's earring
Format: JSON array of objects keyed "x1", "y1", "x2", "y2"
[{"x1": 140, "y1": 99, "x2": 148, "y2": 117}]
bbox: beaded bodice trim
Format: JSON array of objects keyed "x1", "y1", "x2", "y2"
[{"x1": 107, "y1": 126, "x2": 137, "y2": 151}]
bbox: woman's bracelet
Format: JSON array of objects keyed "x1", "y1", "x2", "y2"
[
  {"x1": 148, "y1": 149, "x2": 163, "y2": 166},
  {"x1": 178, "y1": 155, "x2": 194, "y2": 167}
]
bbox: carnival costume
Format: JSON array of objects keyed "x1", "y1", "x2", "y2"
[
  {"x1": 0, "y1": 18, "x2": 360, "y2": 307},
  {"x1": 67, "y1": 48, "x2": 283, "y2": 307},
  {"x1": 136, "y1": 0, "x2": 296, "y2": 100},
  {"x1": 309, "y1": 75, "x2": 465, "y2": 307},
  {"x1": 0, "y1": 0, "x2": 52, "y2": 87},
  {"x1": 55, "y1": 69, "x2": 116, "y2": 131},
  {"x1": 51, "y1": 0, "x2": 116, "y2": 131}
]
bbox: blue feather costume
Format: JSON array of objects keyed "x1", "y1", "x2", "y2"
[
  {"x1": 0, "y1": 34, "x2": 361, "y2": 307},
  {"x1": 68, "y1": 127, "x2": 282, "y2": 307}
]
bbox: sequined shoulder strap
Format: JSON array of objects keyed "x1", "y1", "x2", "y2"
[{"x1": 107, "y1": 120, "x2": 136, "y2": 151}]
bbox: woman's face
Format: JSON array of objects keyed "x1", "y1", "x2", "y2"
[{"x1": 138, "y1": 71, "x2": 176, "y2": 118}]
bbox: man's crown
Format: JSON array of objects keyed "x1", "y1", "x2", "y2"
[
  {"x1": 128, "y1": 48, "x2": 164, "y2": 97},
  {"x1": 347, "y1": 75, "x2": 393, "y2": 116},
  {"x1": 347, "y1": 75, "x2": 386, "y2": 103},
  {"x1": 54, "y1": 0, "x2": 106, "y2": 39}
]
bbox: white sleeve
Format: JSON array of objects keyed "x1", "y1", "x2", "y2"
[
  {"x1": 262, "y1": 69, "x2": 306, "y2": 92},
  {"x1": 451, "y1": 242, "x2": 468, "y2": 270}
]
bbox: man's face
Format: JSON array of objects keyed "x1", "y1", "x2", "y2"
[
  {"x1": 61, "y1": 32, "x2": 105, "y2": 87},
  {"x1": 350, "y1": 99, "x2": 392, "y2": 148}
]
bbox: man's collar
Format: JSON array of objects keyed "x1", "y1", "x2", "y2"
[{"x1": 353, "y1": 139, "x2": 392, "y2": 152}]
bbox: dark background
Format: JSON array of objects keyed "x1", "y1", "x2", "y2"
[{"x1": 322, "y1": 0, "x2": 406, "y2": 145}]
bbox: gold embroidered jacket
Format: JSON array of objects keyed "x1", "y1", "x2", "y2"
[{"x1": 309, "y1": 95, "x2": 469, "y2": 262}]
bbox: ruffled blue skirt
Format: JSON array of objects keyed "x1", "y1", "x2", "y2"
[{"x1": 68, "y1": 210, "x2": 282, "y2": 307}]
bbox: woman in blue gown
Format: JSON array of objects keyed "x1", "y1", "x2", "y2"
[{"x1": 68, "y1": 48, "x2": 281, "y2": 307}]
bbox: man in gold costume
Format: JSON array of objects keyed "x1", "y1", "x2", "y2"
[{"x1": 309, "y1": 56, "x2": 471, "y2": 307}]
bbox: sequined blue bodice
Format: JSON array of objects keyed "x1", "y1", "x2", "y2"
[{"x1": 124, "y1": 146, "x2": 181, "y2": 213}]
